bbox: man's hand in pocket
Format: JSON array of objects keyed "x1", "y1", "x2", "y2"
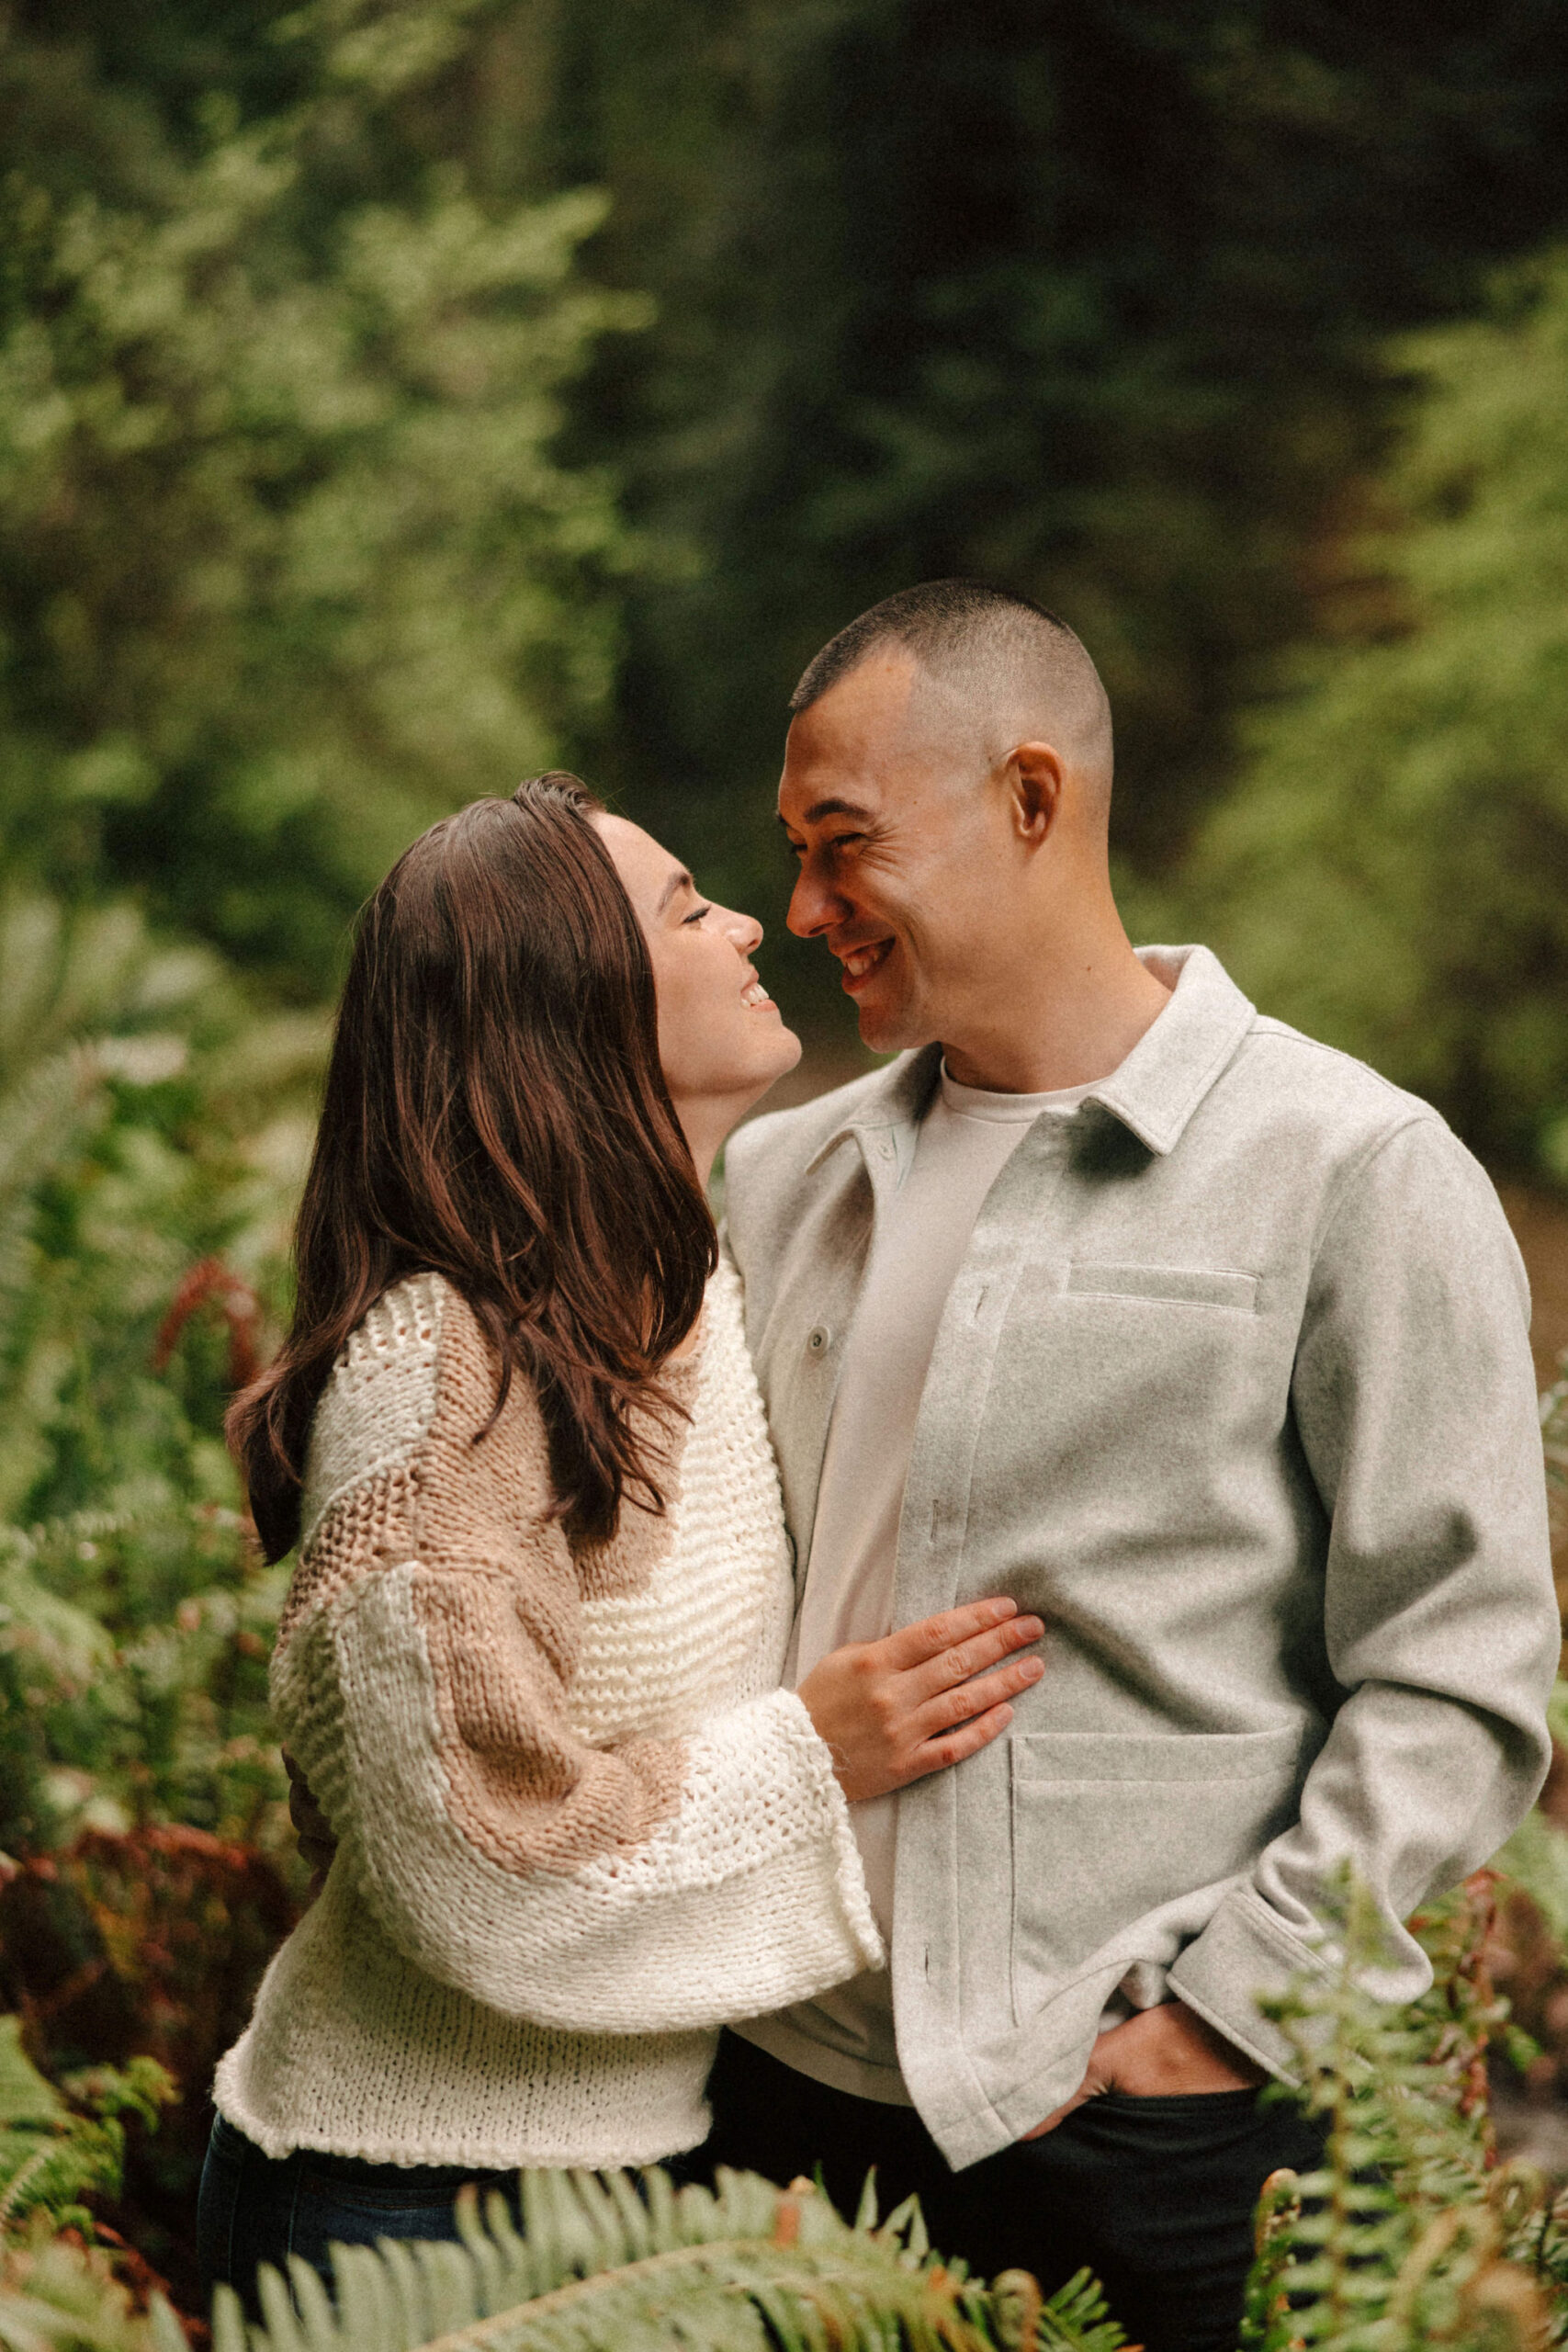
[{"x1": 1021, "y1": 2000, "x2": 1266, "y2": 2139}]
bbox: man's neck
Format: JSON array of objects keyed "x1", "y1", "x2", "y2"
[{"x1": 939, "y1": 936, "x2": 1171, "y2": 1096}]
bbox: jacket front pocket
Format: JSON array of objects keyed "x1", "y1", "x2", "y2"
[{"x1": 1009, "y1": 1726, "x2": 1301, "y2": 2023}]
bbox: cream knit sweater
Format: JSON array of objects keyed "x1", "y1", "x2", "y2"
[{"x1": 214, "y1": 1256, "x2": 882, "y2": 2168}]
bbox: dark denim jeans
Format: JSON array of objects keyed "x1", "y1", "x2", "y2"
[
  {"x1": 197, "y1": 2112, "x2": 525, "y2": 2316},
  {"x1": 698, "y1": 2032, "x2": 1327, "y2": 2352}
]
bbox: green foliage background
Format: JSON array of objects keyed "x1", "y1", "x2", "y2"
[
  {"x1": 5, "y1": 0, "x2": 1568, "y2": 2336},
  {"x1": 1184, "y1": 252, "x2": 1568, "y2": 1166},
  {"x1": 0, "y1": 0, "x2": 640, "y2": 992},
  {"x1": 5, "y1": 0, "x2": 1568, "y2": 1135}
]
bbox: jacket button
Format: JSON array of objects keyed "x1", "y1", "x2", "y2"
[{"x1": 807, "y1": 1325, "x2": 831, "y2": 1354}]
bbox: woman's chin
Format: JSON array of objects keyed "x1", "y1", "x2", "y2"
[
  {"x1": 729, "y1": 1023, "x2": 803, "y2": 1112},
  {"x1": 771, "y1": 1021, "x2": 805, "y2": 1075}
]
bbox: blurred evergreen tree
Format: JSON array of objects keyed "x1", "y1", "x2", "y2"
[
  {"x1": 520, "y1": 0, "x2": 1568, "y2": 1012},
  {"x1": 9, "y1": 0, "x2": 1568, "y2": 1094},
  {"x1": 0, "y1": 0, "x2": 644, "y2": 994},
  {"x1": 1183, "y1": 249, "x2": 1568, "y2": 1171}
]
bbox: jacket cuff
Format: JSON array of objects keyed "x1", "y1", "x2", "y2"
[{"x1": 1167, "y1": 1883, "x2": 1332, "y2": 2083}]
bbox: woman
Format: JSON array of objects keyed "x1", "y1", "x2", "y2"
[{"x1": 201, "y1": 775, "x2": 1043, "y2": 2301}]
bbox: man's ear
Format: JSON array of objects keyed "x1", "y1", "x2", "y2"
[{"x1": 1007, "y1": 742, "x2": 1065, "y2": 844}]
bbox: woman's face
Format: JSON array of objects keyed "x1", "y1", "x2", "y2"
[{"x1": 594, "y1": 815, "x2": 801, "y2": 1152}]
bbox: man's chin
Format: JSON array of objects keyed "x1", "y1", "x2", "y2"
[{"x1": 855, "y1": 996, "x2": 928, "y2": 1057}]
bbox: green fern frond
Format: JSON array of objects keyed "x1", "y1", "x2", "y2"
[
  {"x1": 0, "y1": 1047, "x2": 98, "y2": 1346},
  {"x1": 215, "y1": 2166, "x2": 1126, "y2": 2352},
  {"x1": 0, "y1": 2018, "x2": 173, "y2": 2236},
  {"x1": 1033, "y1": 2267, "x2": 1128, "y2": 2352},
  {"x1": 0, "y1": 2211, "x2": 189, "y2": 2352},
  {"x1": 1241, "y1": 1870, "x2": 1557, "y2": 2346},
  {"x1": 0, "y1": 898, "x2": 220, "y2": 1098},
  {"x1": 1544, "y1": 1374, "x2": 1568, "y2": 1555}
]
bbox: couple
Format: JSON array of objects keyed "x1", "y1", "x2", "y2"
[{"x1": 201, "y1": 583, "x2": 1557, "y2": 2352}]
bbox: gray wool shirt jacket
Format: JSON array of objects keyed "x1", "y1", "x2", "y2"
[{"x1": 723, "y1": 944, "x2": 1559, "y2": 2172}]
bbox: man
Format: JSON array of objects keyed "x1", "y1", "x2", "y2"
[{"x1": 702, "y1": 580, "x2": 1557, "y2": 2351}]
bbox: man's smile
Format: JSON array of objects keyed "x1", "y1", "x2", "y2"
[{"x1": 836, "y1": 938, "x2": 895, "y2": 992}]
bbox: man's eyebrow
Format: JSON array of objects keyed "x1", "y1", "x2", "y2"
[
  {"x1": 776, "y1": 797, "x2": 875, "y2": 830},
  {"x1": 656, "y1": 866, "x2": 694, "y2": 914}
]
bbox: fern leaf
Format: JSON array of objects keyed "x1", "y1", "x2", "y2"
[
  {"x1": 210, "y1": 2280, "x2": 250, "y2": 2352},
  {"x1": 230, "y1": 2167, "x2": 1123, "y2": 2352},
  {"x1": 255, "y1": 2258, "x2": 312, "y2": 2352},
  {"x1": 1034, "y1": 2266, "x2": 1129, "y2": 2352},
  {"x1": 147, "y1": 2298, "x2": 188, "y2": 2352},
  {"x1": 0, "y1": 2218, "x2": 180, "y2": 2352}
]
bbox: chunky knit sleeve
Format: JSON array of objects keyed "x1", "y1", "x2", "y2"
[{"x1": 271, "y1": 1273, "x2": 882, "y2": 2036}]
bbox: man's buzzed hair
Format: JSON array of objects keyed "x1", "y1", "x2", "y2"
[{"x1": 791, "y1": 580, "x2": 1113, "y2": 803}]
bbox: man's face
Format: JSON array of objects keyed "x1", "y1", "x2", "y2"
[{"x1": 777, "y1": 650, "x2": 1013, "y2": 1055}]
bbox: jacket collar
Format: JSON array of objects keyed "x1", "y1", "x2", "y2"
[
  {"x1": 1083, "y1": 945, "x2": 1257, "y2": 1155},
  {"x1": 805, "y1": 944, "x2": 1255, "y2": 1166}
]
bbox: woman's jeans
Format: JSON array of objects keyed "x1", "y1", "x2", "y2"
[{"x1": 198, "y1": 2111, "x2": 525, "y2": 2316}]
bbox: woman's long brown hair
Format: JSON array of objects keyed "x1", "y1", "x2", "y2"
[{"x1": 229, "y1": 775, "x2": 716, "y2": 1563}]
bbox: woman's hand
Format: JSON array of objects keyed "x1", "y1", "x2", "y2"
[
  {"x1": 798, "y1": 1599, "x2": 1044, "y2": 1804},
  {"x1": 289, "y1": 1599, "x2": 1043, "y2": 1867}
]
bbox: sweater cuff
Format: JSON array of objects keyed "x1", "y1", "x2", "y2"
[
  {"x1": 1166, "y1": 1883, "x2": 1332, "y2": 2083},
  {"x1": 766, "y1": 1689, "x2": 886, "y2": 1973}
]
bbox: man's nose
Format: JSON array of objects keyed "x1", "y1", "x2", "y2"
[{"x1": 787, "y1": 863, "x2": 838, "y2": 939}]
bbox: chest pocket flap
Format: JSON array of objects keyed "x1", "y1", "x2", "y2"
[{"x1": 1064, "y1": 1262, "x2": 1258, "y2": 1312}]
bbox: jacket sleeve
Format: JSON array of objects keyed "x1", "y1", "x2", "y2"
[
  {"x1": 1169, "y1": 1114, "x2": 1558, "y2": 2075},
  {"x1": 273, "y1": 1281, "x2": 882, "y2": 2037}
]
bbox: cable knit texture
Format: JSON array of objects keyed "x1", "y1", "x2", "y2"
[{"x1": 215, "y1": 1256, "x2": 881, "y2": 2168}]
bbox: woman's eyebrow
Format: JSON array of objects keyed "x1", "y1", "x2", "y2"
[{"x1": 656, "y1": 866, "x2": 694, "y2": 914}]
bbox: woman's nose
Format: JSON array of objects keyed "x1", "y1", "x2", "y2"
[{"x1": 719, "y1": 903, "x2": 764, "y2": 954}]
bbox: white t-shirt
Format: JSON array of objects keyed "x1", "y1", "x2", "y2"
[{"x1": 735, "y1": 1063, "x2": 1093, "y2": 2102}]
